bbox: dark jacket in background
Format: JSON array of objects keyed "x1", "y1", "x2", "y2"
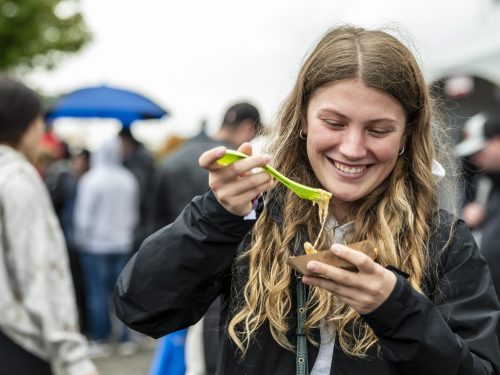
[
  {"x1": 478, "y1": 173, "x2": 500, "y2": 300},
  {"x1": 151, "y1": 131, "x2": 228, "y2": 230},
  {"x1": 123, "y1": 140, "x2": 155, "y2": 252},
  {"x1": 115, "y1": 190, "x2": 500, "y2": 375}
]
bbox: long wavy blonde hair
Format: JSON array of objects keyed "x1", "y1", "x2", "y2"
[{"x1": 228, "y1": 26, "x2": 445, "y2": 357}]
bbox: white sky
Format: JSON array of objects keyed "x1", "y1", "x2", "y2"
[{"x1": 26, "y1": 0, "x2": 487, "y2": 150}]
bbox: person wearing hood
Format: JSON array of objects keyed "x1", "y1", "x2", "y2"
[
  {"x1": 456, "y1": 112, "x2": 500, "y2": 300},
  {"x1": 74, "y1": 137, "x2": 139, "y2": 357},
  {"x1": 0, "y1": 77, "x2": 98, "y2": 375}
]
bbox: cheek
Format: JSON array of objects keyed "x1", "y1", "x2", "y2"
[
  {"x1": 307, "y1": 127, "x2": 338, "y2": 152},
  {"x1": 376, "y1": 145, "x2": 399, "y2": 163},
  {"x1": 363, "y1": 136, "x2": 401, "y2": 165},
  {"x1": 370, "y1": 145, "x2": 400, "y2": 184},
  {"x1": 379, "y1": 157, "x2": 399, "y2": 182}
]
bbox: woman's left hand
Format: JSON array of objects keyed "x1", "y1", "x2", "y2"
[{"x1": 301, "y1": 244, "x2": 397, "y2": 314}]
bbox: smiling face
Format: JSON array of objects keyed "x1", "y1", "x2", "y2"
[{"x1": 303, "y1": 79, "x2": 407, "y2": 215}]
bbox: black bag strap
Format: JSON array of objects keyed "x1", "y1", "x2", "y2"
[{"x1": 296, "y1": 276, "x2": 309, "y2": 375}]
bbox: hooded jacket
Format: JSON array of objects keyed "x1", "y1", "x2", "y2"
[
  {"x1": 74, "y1": 138, "x2": 139, "y2": 253},
  {"x1": 115, "y1": 190, "x2": 500, "y2": 375}
]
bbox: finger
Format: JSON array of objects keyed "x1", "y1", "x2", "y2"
[
  {"x1": 330, "y1": 244, "x2": 377, "y2": 274},
  {"x1": 217, "y1": 179, "x2": 273, "y2": 214},
  {"x1": 209, "y1": 165, "x2": 271, "y2": 197},
  {"x1": 237, "y1": 142, "x2": 253, "y2": 156},
  {"x1": 235, "y1": 142, "x2": 256, "y2": 177},
  {"x1": 302, "y1": 275, "x2": 357, "y2": 299},
  {"x1": 305, "y1": 260, "x2": 358, "y2": 287},
  {"x1": 236, "y1": 178, "x2": 273, "y2": 202},
  {"x1": 217, "y1": 154, "x2": 271, "y2": 180},
  {"x1": 304, "y1": 275, "x2": 391, "y2": 315},
  {"x1": 199, "y1": 146, "x2": 227, "y2": 170},
  {"x1": 222, "y1": 170, "x2": 272, "y2": 195},
  {"x1": 216, "y1": 172, "x2": 272, "y2": 199}
]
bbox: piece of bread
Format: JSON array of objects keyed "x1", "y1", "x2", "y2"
[{"x1": 287, "y1": 240, "x2": 378, "y2": 275}]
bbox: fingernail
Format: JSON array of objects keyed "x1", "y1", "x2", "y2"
[
  {"x1": 215, "y1": 147, "x2": 226, "y2": 157},
  {"x1": 307, "y1": 261, "x2": 318, "y2": 272},
  {"x1": 331, "y1": 245, "x2": 342, "y2": 255},
  {"x1": 262, "y1": 154, "x2": 272, "y2": 164}
]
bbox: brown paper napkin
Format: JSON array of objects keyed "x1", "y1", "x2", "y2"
[{"x1": 287, "y1": 240, "x2": 378, "y2": 275}]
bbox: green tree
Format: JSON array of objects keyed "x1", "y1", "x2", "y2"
[{"x1": 0, "y1": 0, "x2": 91, "y2": 72}]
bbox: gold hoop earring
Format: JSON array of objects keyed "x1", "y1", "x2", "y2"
[
  {"x1": 299, "y1": 129, "x2": 307, "y2": 140},
  {"x1": 398, "y1": 147, "x2": 405, "y2": 156}
]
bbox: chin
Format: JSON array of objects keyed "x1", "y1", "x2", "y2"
[{"x1": 330, "y1": 190, "x2": 364, "y2": 203}]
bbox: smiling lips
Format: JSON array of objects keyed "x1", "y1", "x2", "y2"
[{"x1": 333, "y1": 160, "x2": 367, "y2": 175}]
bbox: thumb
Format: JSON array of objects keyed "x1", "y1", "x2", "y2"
[{"x1": 237, "y1": 142, "x2": 253, "y2": 156}]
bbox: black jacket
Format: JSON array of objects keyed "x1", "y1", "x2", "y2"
[
  {"x1": 151, "y1": 132, "x2": 229, "y2": 230},
  {"x1": 115, "y1": 190, "x2": 500, "y2": 375},
  {"x1": 477, "y1": 173, "x2": 500, "y2": 300}
]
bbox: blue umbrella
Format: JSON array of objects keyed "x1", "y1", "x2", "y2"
[{"x1": 46, "y1": 85, "x2": 168, "y2": 126}]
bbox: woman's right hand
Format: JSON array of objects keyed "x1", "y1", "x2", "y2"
[{"x1": 198, "y1": 142, "x2": 273, "y2": 216}]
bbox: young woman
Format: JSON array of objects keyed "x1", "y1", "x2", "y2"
[
  {"x1": 0, "y1": 78, "x2": 97, "y2": 375},
  {"x1": 115, "y1": 26, "x2": 500, "y2": 374}
]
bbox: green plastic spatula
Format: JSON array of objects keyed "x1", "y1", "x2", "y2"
[{"x1": 217, "y1": 149, "x2": 332, "y2": 202}]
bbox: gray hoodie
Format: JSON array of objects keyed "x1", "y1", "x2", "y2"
[{"x1": 74, "y1": 138, "x2": 139, "y2": 254}]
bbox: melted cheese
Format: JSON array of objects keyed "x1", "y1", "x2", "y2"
[
  {"x1": 304, "y1": 241, "x2": 316, "y2": 255},
  {"x1": 303, "y1": 189, "x2": 332, "y2": 254}
]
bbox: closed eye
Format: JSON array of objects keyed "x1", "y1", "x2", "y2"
[
  {"x1": 323, "y1": 120, "x2": 344, "y2": 129},
  {"x1": 368, "y1": 128, "x2": 392, "y2": 137}
]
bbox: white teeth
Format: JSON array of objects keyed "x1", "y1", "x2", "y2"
[{"x1": 334, "y1": 161, "x2": 366, "y2": 174}]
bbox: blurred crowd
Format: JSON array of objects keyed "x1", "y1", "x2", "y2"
[
  {"x1": 0, "y1": 75, "x2": 265, "y2": 375},
  {"x1": 1, "y1": 69, "x2": 500, "y2": 375}
]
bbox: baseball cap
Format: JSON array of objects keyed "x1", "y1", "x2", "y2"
[
  {"x1": 455, "y1": 112, "x2": 500, "y2": 157},
  {"x1": 222, "y1": 102, "x2": 262, "y2": 131}
]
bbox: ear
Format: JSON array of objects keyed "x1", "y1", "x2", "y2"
[
  {"x1": 400, "y1": 128, "x2": 410, "y2": 150},
  {"x1": 301, "y1": 116, "x2": 308, "y2": 136}
]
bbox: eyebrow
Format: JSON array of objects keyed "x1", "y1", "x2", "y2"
[{"x1": 316, "y1": 107, "x2": 399, "y2": 125}]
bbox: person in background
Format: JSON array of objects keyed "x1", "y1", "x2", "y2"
[
  {"x1": 65, "y1": 148, "x2": 92, "y2": 248},
  {"x1": 42, "y1": 143, "x2": 92, "y2": 334},
  {"x1": 456, "y1": 112, "x2": 500, "y2": 300},
  {"x1": 33, "y1": 127, "x2": 64, "y2": 178},
  {"x1": 44, "y1": 141, "x2": 72, "y2": 219},
  {"x1": 74, "y1": 137, "x2": 139, "y2": 358},
  {"x1": 119, "y1": 126, "x2": 156, "y2": 252},
  {"x1": 65, "y1": 148, "x2": 92, "y2": 334},
  {"x1": 115, "y1": 26, "x2": 500, "y2": 374},
  {"x1": 152, "y1": 104, "x2": 262, "y2": 230},
  {"x1": 0, "y1": 77, "x2": 97, "y2": 375},
  {"x1": 155, "y1": 134, "x2": 187, "y2": 160}
]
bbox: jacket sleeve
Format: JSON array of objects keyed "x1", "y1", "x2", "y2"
[
  {"x1": 362, "y1": 219, "x2": 500, "y2": 375},
  {"x1": 114, "y1": 189, "x2": 255, "y2": 338},
  {"x1": 2, "y1": 170, "x2": 95, "y2": 375}
]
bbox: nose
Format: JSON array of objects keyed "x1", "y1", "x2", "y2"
[{"x1": 338, "y1": 129, "x2": 367, "y2": 160}]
